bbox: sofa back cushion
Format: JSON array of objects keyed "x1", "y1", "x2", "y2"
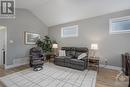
[
  {"x1": 61, "y1": 47, "x2": 89, "y2": 59},
  {"x1": 75, "y1": 47, "x2": 88, "y2": 58},
  {"x1": 30, "y1": 47, "x2": 43, "y2": 58},
  {"x1": 61, "y1": 47, "x2": 76, "y2": 58}
]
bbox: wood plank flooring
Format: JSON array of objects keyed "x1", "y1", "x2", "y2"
[{"x1": 96, "y1": 68, "x2": 129, "y2": 87}]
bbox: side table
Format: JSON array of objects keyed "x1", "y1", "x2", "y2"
[
  {"x1": 46, "y1": 53, "x2": 56, "y2": 62},
  {"x1": 87, "y1": 57, "x2": 100, "y2": 72}
]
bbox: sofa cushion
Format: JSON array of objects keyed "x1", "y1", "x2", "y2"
[
  {"x1": 75, "y1": 47, "x2": 88, "y2": 58},
  {"x1": 61, "y1": 47, "x2": 76, "y2": 58},
  {"x1": 55, "y1": 56, "x2": 65, "y2": 60},
  {"x1": 64, "y1": 56, "x2": 71, "y2": 62},
  {"x1": 78, "y1": 53, "x2": 87, "y2": 59},
  {"x1": 75, "y1": 51, "x2": 83, "y2": 58},
  {"x1": 70, "y1": 59, "x2": 84, "y2": 65},
  {"x1": 61, "y1": 47, "x2": 75, "y2": 51},
  {"x1": 55, "y1": 56, "x2": 71, "y2": 61},
  {"x1": 66, "y1": 51, "x2": 75, "y2": 58},
  {"x1": 64, "y1": 57, "x2": 71, "y2": 67}
]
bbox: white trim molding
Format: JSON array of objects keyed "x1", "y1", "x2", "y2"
[
  {"x1": 5, "y1": 57, "x2": 29, "y2": 69},
  {"x1": 100, "y1": 64, "x2": 122, "y2": 71}
]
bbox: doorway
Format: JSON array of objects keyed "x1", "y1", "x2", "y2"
[{"x1": 0, "y1": 26, "x2": 7, "y2": 69}]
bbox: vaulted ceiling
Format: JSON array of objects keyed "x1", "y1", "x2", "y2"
[{"x1": 16, "y1": 0, "x2": 130, "y2": 26}]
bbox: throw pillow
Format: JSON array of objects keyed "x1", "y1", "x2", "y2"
[
  {"x1": 59, "y1": 50, "x2": 66, "y2": 56},
  {"x1": 78, "y1": 53, "x2": 87, "y2": 59}
]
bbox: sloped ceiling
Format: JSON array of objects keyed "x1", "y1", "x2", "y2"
[{"x1": 16, "y1": 0, "x2": 130, "y2": 26}]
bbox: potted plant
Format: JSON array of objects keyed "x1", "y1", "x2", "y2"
[
  {"x1": 42, "y1": 36, "x2": 53, "y2": 53},
  {"x1": 36, "y1": 36, "x2": 56, "y2": 54}
]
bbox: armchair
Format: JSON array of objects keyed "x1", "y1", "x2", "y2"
[{"x1": 30, "y1": 47, "x2": 44, "y2": 71}]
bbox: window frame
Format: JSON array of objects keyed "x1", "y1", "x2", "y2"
[
  {"x1": 109, "y1": 16, "x2": 130, "y2": 34},
  {"x1": 61, "y1": 25, "x2": 79, "y2": 38}
]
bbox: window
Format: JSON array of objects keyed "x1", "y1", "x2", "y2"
[
  {"x1": 109, "y1": 16, "x2": 130, "y2": 34},
  {"x1": 61, "y1": 25, "x2": 78, "y2": 38}
]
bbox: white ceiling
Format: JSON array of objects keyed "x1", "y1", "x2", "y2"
[{"x1": 16, "y1": 0, "x2": 130, "y2": 27}]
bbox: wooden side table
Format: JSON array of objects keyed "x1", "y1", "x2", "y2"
[
  {"x1": 87, "y1": 57, "x2": 100, "y2": 72},
  {"x1": 46, "y1": 53, "x2": 56, "y2": 62}
]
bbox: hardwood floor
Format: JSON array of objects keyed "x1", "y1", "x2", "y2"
[
  {"x1": 96, "y1": 68, "x2": 128, "y2": 87},
  {"x1": 0, "y1": 64, "x2": 129, "y2": 87}
]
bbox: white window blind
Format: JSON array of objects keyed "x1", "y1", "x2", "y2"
[{"x1": 61, "y1": 25, "x2": 78, "y2": 38}]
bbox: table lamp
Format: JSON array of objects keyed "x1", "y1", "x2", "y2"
[
  {"x1": 52, "y1": 43, "x2": 58, "y2": 55},
  {"x1": 91, "y1": 43, "x2": 98, "y2": 57}
]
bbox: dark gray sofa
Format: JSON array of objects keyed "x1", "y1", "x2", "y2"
[{"x1": 54, "y1": 47, "x2": 89, "y2": 70}]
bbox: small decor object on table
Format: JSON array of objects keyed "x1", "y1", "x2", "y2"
[
  {"x1": 24, "y1": 32, "x2": 40, "y2": 45},
  {"x1": 88, "y1": 57, "x2": 100, "y2": 72}
]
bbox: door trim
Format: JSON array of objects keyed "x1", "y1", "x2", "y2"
[{"x1": 0, "y1": 26, "x2": 7, "y2": 69}]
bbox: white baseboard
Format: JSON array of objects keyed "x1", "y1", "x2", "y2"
[
  {"x1": 5, "y1": 64, "x2": 15, "y2": 69},
  {"x1": 100, "y1": 64, "x2": 122, "y2": 71},
  {"x1": 5, "y1": 57, "x2": 29, "y2": 69},
  {"x1": 5, "y1": 62, "x2": 29, "y2": 69},
  {"x1": 4, "y1": 57, "x2": 122, "y2": 71}
]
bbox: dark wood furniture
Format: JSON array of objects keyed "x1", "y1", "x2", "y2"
[
  {"x1": 127, "y1": 58, "x2": 130, "y2": 87},
  {"x1": 87, "y1": 57, "x2": 100, "y2": 72},
  {"x1": 46, "y1": 53, "x2": 56, "y2": 62},
  {"x1": 122, "y1": 53, "x2": 130, "y2": 87},
  {"x1": 122, "y1": 53, "x2": 129, "y2": 76}
]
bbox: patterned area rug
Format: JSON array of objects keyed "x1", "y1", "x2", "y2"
[{"x1": 0, "y1": 63, "x2": 97, "y2": 87}]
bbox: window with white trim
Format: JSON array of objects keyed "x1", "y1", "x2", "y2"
[
  {"x1": 110, "y1": 16, "x2": 130, "y2": 34},
  {"x1": 61, "y1": 25, "x2": 78, "y2": 38}
]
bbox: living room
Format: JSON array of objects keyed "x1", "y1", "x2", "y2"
[{"x1": 0, "y1": 0, "x2": 130, "y2": 87}]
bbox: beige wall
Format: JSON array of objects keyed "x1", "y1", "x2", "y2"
[{"x1": 48, "y1": 9, "x2": 130, "y2": 67}]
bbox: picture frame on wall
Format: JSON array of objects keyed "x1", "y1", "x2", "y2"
[{"x1": 24, "y1": 32, "x2": 40, "y2": 45}]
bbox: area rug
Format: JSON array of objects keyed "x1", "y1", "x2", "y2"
[{"x1": 0, "y1": 63, "x2": 97, "y2": 87}]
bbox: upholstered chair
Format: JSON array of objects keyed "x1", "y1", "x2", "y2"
[{"x1": 30, "y1": 47, "x2": 44, "y2": 71}]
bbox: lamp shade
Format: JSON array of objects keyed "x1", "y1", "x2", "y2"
[
  {"x1": 91, "y1": 43, "x2": 98, "y2": 50},
  {"x1": 52, "y1": 44, "x2": 58, "y2": 48}
]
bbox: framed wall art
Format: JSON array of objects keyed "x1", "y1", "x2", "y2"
[{"x1": 24, "y1": 32, "x2": 40, "y2": 45}]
